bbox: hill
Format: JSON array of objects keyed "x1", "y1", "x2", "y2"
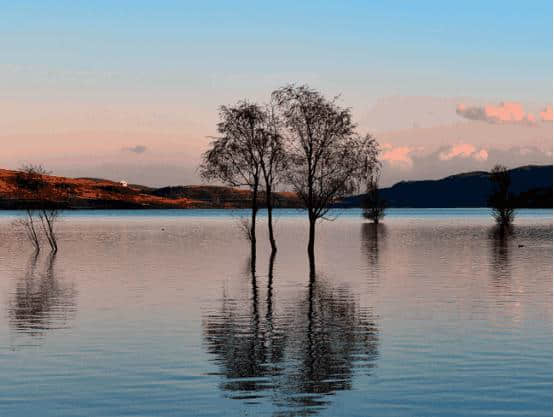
[
  {"x1": 0, "y1": 169, "x2": 300, "y2": 209},
  {"x1": 341, "y1": 165, "x2": 552, "y2": 208},
  {"x1": 0, "y1": 165, "x2": 551, "y2": 209}
]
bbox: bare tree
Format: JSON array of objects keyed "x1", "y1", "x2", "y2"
[
  {"x1": 200, "y1": 101, "x2": 266, "y2": 262},
  {"x1": 14, "y1": 215, "x2": 41, "y2": 251},
  {"x1": 13, "y1": 165, "x2": 63, "y2": 252},
  {"x1": 38, "y1": 206, "x2": 60, "y2": 252},
  {"x1": 489, "y1": 165, "x2": 515, "y2": 227},
  {"x1": 362, "y1": 171, "x2": 386, "y2": 224},
  {"x1": 236, "y1": 216, "x2": 254, "y2": 242},
  {"x1": 13, "y1": 165, "x2": 47, "y2": 251},
  {"x1": 272, "y1": 85, "x2": 379, "y2": 269}
]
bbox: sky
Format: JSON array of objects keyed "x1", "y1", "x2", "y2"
[{"x1": 1, "y1": 0, "x2": 552, "y2": 187}]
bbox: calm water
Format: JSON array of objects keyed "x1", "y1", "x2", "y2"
[{"x1": 0, "y1": 209, "x2": 551, "y2": 416}]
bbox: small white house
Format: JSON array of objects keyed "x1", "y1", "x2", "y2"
[{"x1": 119, "y1": 180, "x2": 128, "y2": 187}]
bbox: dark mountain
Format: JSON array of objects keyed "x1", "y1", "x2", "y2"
[{"x1": 340, "y1": 165, "x2": 552, "y2": 208}]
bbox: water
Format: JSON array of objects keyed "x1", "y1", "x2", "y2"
[{"x1": 0, "y1": 209, "x2": 551, "y2": 416}]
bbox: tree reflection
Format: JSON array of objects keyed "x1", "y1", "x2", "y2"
[
  {"x1": 272, "y1": 276, "x2": 379, "y2": 415},
  {"x1": 203, "y1": 254, "x2": 379, "y2": 415},
  {"x1": 8, "y1": 252, "x2": 77, "y2": 343},
  {"x1": 488, "y1": 224, "x2": 514, "y2": 295},
  {"x1": 361, "y1": 223, "x2": 387, "y2": 286},
  {"x1": 203, "y1": 252, "x2": 286, "y2": 398}
]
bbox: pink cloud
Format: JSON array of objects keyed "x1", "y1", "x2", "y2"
[
  {"x1": 456, "y1": 102, "x2": 537, "y2": 124},
  {"x1": 439, "y1": 143, "x2": 476, "y2": 160},
  {"x1": 439, "y1": 143, "x2": 488, "y2": 162},
  {"x1": 473, "y1": 149, "x2": 488, "y2": 161},
  {"x1": 484, "y1": 102, "x2": 526, "y2": 122},
  {"x1": 381, "y1": 145, "x2": 415, "y2": 168},
  {"x1": 540, "y1": 105, "x2": 552, "y2": 121}
]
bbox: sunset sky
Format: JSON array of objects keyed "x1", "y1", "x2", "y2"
[{"x1": 2, "y1": 0, "x2": 552, "y2": 187}]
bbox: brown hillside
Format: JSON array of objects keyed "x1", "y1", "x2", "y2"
[{"x1": 0, "y1": 169, "x2": 300, "y2": 209}]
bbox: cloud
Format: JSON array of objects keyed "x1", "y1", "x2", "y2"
[
  {"x1": 378, "y1": 145, "x2": 551, "y2": 187},
  {"x1": 473, "y1": 149, "x2": 488, "y2": 161},
  {"x1": 540, "y1": 105, "x2": 552, "y2": 121},
  {"x1": 122, "y1": 145, "x2": 147, "y2": 154},
  {"x1": 438, "y1": 143, "x2": 476, "y2": 160},
  {"x1": 456, "y1": 102, "x2": 537, "y2": 124},
  {"x1": 438, "y1": 143, "x2": 488, "y2": 161},
  {"x1": 381, "y1": 145, "x2": 416, "y2": 168}
]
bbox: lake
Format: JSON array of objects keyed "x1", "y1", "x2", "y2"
[{"x1": 0, "y1": 208, "x2": 551, "y2": 416}]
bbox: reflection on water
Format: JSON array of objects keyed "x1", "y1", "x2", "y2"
[
  {"x1": 488, "y1": 225, "x2": 514, "y2": 295},
  {"x1": 7, "y1": 252, "x2": 77, "y2": 346},
  {"x1": 203, "y1": 255, "x2": 286, "y2": 397},
  {"x1": 0, "y1": 212, "x2": 551, "y2": 417},
  {"x1": 361, "y1": 223, "x2": 387, "y2": 288},
  {"x1": 274, "y1": 275, "x2": 378, "y2": 415},
  {"x1": 203, "y1": 253, "x2": 379, "y2": 416}
]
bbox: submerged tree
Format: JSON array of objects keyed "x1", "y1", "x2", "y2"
[
  {"x1": 200, "y1": 101, "x2": 286, "y2": 256},
  {"x1": 362, "y1": 170, "x2": 386, "y2": 224},
  {"x1": 200, "y1": 102, "x2": 266, "y2": 262},
  {"x1": 272, "y1": 85, "x2": 379, "y2": 270},
  {"x1": 14, "y1": 164, "x2": 63, "y2": 252},
  {"x1": 489, "y1": 165, "x2": 515, "y2": 227}
]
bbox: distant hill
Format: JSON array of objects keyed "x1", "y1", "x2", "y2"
[
  {"x1": 151, "y1": 185, "x2": 300, "y2": 208},
  {"x1": 0, "y1": 165, "x2": 551, "y2": 209},
  {"x1": 0, "y1": 169, "x2": 300, "y2": 209},
  {"x1": 341, "y1": 165, "x2": 552, "y2": 208}
]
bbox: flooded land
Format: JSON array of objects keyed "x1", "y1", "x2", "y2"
[{"x1": 0, "y1": 209, "x2": 551, "y2": 417}]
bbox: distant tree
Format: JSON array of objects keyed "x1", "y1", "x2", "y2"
[
  {"x1": 362, "y1": 171, "x2": 386, "y2": 224},
  {"x1": 272, "y1": 85, "x2": 379, "y2": 270},
  {"x1": 200, "y1": 101, "x2": 265, "y2": 261},
  {"x1": 489, "y1": 164, "x2": 515, "y2": 226}
]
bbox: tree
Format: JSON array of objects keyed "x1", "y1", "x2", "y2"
[
  {"x1": 272, "y1": 85, "x2": 379, "y2": 269},
  {"x1": 362, "y1": 171, "x2": 386, "y2": 224},
  {"x1": 38, "y1": 200, "x2": 60, "y2": 252},
  {"x1": 14, "y1": 208, "x2": 41, "y2": 252},
  {"x1": 489, "y1": 165, "x2": 515, "y2": 226},
  {"x1": 13, "y1": 165, "x2": 66, "y2": 252},
  {"x1": 200, "y1": 101, "x2": 266, "y2": 262}
]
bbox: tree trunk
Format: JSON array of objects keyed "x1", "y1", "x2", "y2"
[
  {"x1": 266, "y1": 183, "x2": 277, "y2": 253},
  {"x1": 250, "y1": 180, "x2": 259, "y2": 267},
  {"x1": 307, "y1": 214, "x2": 316, "y2": 278}
]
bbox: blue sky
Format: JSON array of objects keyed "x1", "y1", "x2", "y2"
[
  {"x1": 3, "y1": 0, "x2": 551, "y2": 99},
  {"x1": 1, "y1": 1, "x2": 552, "y2": 185}
]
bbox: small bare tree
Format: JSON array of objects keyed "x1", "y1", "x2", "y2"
[
  {"x1": 39, "y1": 206, "x2": 60, "y2": 252},
  {"x1": 272, "y1": 85, "x2": 379, "y2": 270},
  {"x1": 236, "y1": 216, "x2": 254, "y2": 242},
  {"x1": 362, "y1": 171, "x2": 386, "y2": 224},
  {"x1": 14, "y1": 165, "x2": 47, "y2": 251},
  {"x1": 14, "y1": 215, "x2": 41, "y2": 251},
  {"x1": 200, "y1": 101, "x2": 265, "y2": 261},
  {"x1": 14, "y1": 165, "x2": 62, "y2": 252},
  {"x1": 489, "y1": 165, "x2": 515, "y2": 227}
]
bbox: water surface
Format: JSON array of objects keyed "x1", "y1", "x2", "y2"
[{"x1": 0, "y1": 209, "x2": 551, "y2": 416}]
